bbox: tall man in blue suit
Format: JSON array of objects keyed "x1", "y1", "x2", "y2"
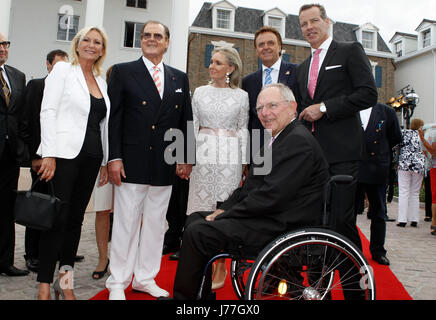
[
  {"x1": 242, "y1": 26, "x2": 296, "y2": 158},
  {"x1": 106, "y1": 21, "x2": 193, "y2": 300},
  {"x1": 356, "y1": 103, "x2": 401, "y2": 265}
]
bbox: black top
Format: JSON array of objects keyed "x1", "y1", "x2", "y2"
[{"x1": 81, "y1": 94, "x2": 106, "y2": 158}]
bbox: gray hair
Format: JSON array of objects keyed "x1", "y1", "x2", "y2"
[{"x1": 261, "y1": 83, "x2": 296, "y2": 102}]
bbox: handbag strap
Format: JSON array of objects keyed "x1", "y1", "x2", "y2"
[{"x1": 30, "y1": 177, "x2": 56, "y2": 197}]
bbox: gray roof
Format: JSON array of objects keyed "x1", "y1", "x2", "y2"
[{"x1": 192, "y1": 2, "x2": 392, "y2": 53}]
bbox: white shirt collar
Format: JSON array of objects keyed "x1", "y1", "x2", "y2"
[
  {"x1": 142, "y1": 56, "x2": 164, "y2": 72},
  {"x1": 311, "y1": 37, "x2": 333, "y2": 55},
  {"x1": 262, "y1": 58, "x2": 282, "y2": 72}
]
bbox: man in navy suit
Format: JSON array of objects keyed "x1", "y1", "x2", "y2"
[
  {"x1": 0, "y1": 32, "x2": 29, "y2": 277},
  {"x1": 356, "y1": 103, "x2": 401, "y2": 265},
  {"x1": 242, "y1": 26, "x2": 296, "y2": 158},
  {"x1": 106, "y1": 21, "x2": 193, "y2": 300}
]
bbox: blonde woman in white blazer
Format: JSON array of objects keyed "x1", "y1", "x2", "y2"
[{"x1": 36, "y1": 26, "x2": 110, "y2": 300}]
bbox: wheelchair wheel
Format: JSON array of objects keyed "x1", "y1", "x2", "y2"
[
  {"x1": 244, "y1": 228, "x2": 376, "y2": 300},
  {"x1": 230, "y1": 258, "x2": 254, "y2": 300}
]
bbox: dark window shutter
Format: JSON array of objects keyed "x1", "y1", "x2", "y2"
[
  {"x1": 205, "y1": 44, "x2": 214, "y2": 68},
  {"x1": 375, "y1": 66, "x2": 382, "y2": 88},
  {"x1": 282, "y1": 53, "x2": 290, "y2": 62}
]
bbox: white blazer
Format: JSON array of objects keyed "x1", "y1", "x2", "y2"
[{"x1": 37, "y1": 61, "x2": 110, "y2": 165}]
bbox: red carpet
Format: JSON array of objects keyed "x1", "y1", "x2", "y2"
[{"x1": 90, "y1": 229, "x2": 412, "y2": 300}]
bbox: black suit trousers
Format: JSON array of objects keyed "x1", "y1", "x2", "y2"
[
  {"x1": 328, "y1": 161, "x2": 362, "y2": 250},
  {"x1": 164, "y1": 176, "x2": 189, "y2": 248},
  {"x1": 355, "y1": 183, "x2": 387, "y2": 258},
  {"x1": 0, "y1": 144, "x2": 20, "y2": 268},
  {"x1": 37, "y1": 151, "x2": 101, "y2": 283}
]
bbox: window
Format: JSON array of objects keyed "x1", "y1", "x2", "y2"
[
  {"x1": 216, "y1": 9, "x2": 231, "y2": 29},
  {"x1": 423, "y1": 29, "x2": 431, "y2": 48},
  {"x1": 362, "y1": 31, "x2": 374, "y2": 49},
  {"x1": 126, "y1": 0, "x2": 147, "y2": 9},
  {"x1": 57, "y1": 14, "x2": 79, "y2": 41},
  {"x1": 268, "y1": 17, "x2": 283, "y2": 35},
  {"x1": 124, "y1": 21, "x2": 144, "y2": 48},
  {"x1": 395, "y1": 41, "x2": 403, "y2": 57}
]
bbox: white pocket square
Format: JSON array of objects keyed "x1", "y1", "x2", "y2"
[
  {"x1": 175, "y1": 88, "x2": 182, "y2": 93},
  {"x1": 325, "y1": 65, "x2": 342, "y2": 70}
]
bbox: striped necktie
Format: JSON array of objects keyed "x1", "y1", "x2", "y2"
[
  {"x1": 0, "y1": 67, "x2": 10, "y2": 107},
  {"x1": 264, "y1": 67, "x2": 273, "y2": 86},
  {"x1": 152, "y1": 65, "x2": 162, "y2": 96}
]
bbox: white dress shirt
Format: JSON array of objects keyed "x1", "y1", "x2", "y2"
[
  {"x1": 307, "y1": 37, "x2": 333, "y2": 87},
  {"x1": 359, "y1": 107, "x2": 373, "y2": 131},
  {"x1": 262, "y1": 58, "x2": 282, "y2": 86},
  {"x1": 142, "y1": 56, "x2": 164, "y2": 99}
]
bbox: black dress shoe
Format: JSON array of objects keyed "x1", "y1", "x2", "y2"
[
  {"x1": 75, "y1": 255, "x2": 85, "y2": 262},
  {"x1": 162, "y1": 244, "x2": 179, "y2": 255},
  {"x1": 410, "y1": 221, "x2": 418, "y2": 227},
  {"x1": 386, "y1": 216, "x2": 396, "y2": 222},
  {"x1": 396, "y1": 222, "x2": 407, "y2": 227},
  {"x1": 373, "y1": 255, "x2": 390, "y2": 266},
  {"x1": 0, "y1": 266, "x2": 30, "y2": 276},
  {"x1": 169, "y1": 250, "x2": 180, "y2": 261},
  {"x1": 25, "y1": 258, "x2": 39, "y2": 273}
]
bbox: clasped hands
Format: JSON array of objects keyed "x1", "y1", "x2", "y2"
[
  {"x1": 176, "y1": 163, "x2": 192, "y2": 180},
  {"x1": 298, "y1": 103, "x2": 323, "y2": 122}
]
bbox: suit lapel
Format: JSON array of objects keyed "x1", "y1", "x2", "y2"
[
  {"x1": 3, "y1": 66, "x2": 17, "y2": 108},
  {"x1": 131, "y1": 58, "x2": 161, "y2": 107},
  {"x1": 278, "y1": 61, "x2": 292, "y2": 85},
  {"x1": 299, "y1": 59, "x2": 311, "y2": 101},
  {"x1": 153, "y1": 64, "x2": 175, "y2": 122},
  {"x1": 72, "y1": 64, "x2": 89, "y2": 95},
  {"x1": 315, "y1": 40, "x2": 338, "y2": 98}
]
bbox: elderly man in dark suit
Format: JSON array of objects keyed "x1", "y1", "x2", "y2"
[
  {"x1": 23, "y1": 49, "x2": 70, "y2": 273},
  {"x1": 0, "y1": 32, "x2": 29, "y2": 277},
  {"x1": 294, "y1": 4, "x2": 378, "y2": 249},
  {"x1": 356, "y1": 103, "x2": 402, "y2": 265},
  {"x1": 242, "y1": 26, "x2": 296, "y2": 158},
  {"x1": 169, "y1": 83, "x2": 329, "y2": 300},
  {"x1": 106, "y1": 21, "x2": 193, "y2": 300}
]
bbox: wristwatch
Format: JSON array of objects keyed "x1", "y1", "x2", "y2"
[{"x1": 319, "y1": 102, "x2": 327, "y2": 113}]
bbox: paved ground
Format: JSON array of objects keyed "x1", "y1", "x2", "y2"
[{"x1": 1, "y1": 169, "x2": 435, "y2": 300}]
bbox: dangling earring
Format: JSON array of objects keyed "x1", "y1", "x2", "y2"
[{"x1": 225, "y1": 72, "x2": 230, "y2": 84}]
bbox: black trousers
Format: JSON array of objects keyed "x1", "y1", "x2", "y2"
[
  {"x1": 24, "y1": 169, "x2": 49, "y2": 261},
  {"x1": 0, "y1": 145, "x2": 20, "y2": 268},
  {"x1": 173, "y1": 212, "x2": 270, "y2": 300},
  {"x1": 37, "y1": 151, "x2": 101, "y2": 283},
  {"x1": 355, "y1": 183, "x2": 387, "y2": 258},
  {"x1": 424, "y1": 171, "x2": 432, "y2": 218},
  {"x1": 328, "y1": 161, "x2": 362, "y2": 250},
  {"x1": 164, "y1": 176, "x2": 189, "y2": 249}
]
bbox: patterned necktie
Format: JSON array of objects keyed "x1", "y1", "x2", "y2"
[
  {"x1": 264, "y1": 67, "x2": 273, "y2": 86},
  {"x1": 308, "y1": 49, "x2": 322, "y2": 99},
  {"x1": 152, "y1": 65, "x2": 162, "y2": 96},
  {"x1": 268, "y1": 136, "x2": 275, "y2": 148},
  {"x1": 0, "y1": 67, "x2": 10, "y2": 107}
]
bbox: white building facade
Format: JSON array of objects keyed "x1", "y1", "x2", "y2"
[
  {"x1": 391, "y1": 19, "x2": 436, "y2": 124},
  {"x1": 1, "y1": 0, "x2": 190, "y2": 80}
]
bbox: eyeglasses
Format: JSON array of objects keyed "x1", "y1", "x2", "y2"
[
  {"x1": 0, "y1": 41, "x2": 10, "y2": 49},
  {"x1": 141, "y1": 33, "x2": 165, "y2": 41},
  {"x1": 256, "y1": 100, "x2": 288, "y2": 113}
]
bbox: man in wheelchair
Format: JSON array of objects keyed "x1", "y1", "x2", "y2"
[{"x1": 171, "y1": 83, "x2": 330, "y2": 300}]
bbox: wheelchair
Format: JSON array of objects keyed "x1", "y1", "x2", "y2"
[{"x1": 197, "y1": 175, "x2": 376, "y2": 300}]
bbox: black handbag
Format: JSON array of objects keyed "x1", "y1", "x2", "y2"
[{"x1": 14, "y1": 178, "x2": 61, "y2": 231}]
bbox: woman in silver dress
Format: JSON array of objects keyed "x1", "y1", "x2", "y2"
[{"x1": 187, "y1": 47, "x2": 249, "y2": 289}]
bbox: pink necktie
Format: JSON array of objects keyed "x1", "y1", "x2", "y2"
[
  {"x1": 152, "y1": 66, "x2": 162, "y2": 95},
  {"x1": 308, "y1": 49, "x2": 321, "y2": 99}
]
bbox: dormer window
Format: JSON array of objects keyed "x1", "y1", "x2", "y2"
[
  {"x1": 267, "y1": 16, "x2": 283, "y2": 35},
  {"x1": 216, "y1": 9, "x2": 231, "y2": 29},
  {"x1": 212, "y1": 1, "x2": 236, "y2": 31},
  {"x1": 423, "y1": 29, "x2": 431, "y2": 48},
  {"x1": 263, "y1": 8, "x2": 286, "y2": 38},
  {"x1": 362, "y1": 31, "x2": 375, "y2": 50},
  {"x1": 394, "y1": 41, "x2": 403, "y2": 57}
]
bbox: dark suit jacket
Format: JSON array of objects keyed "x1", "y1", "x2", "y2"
[
  {"x1": 0, "y1": 64, "x2": 27, "y2": 164},
  {"x1": 295, "y1": 40, "x2": 378, "y2": 164},
  {"x1": 108, "y1": 58, "x2": 193, "y2": 186},
  {"x1": 358, "y1": 103, "x2": 402, "y2": 184},
  {"x1": 24, "y1": 77, "x2": 45, "y2": 161},
  {"x1": 216, "y1": 120, "x2": 329, "y2": 241}
]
